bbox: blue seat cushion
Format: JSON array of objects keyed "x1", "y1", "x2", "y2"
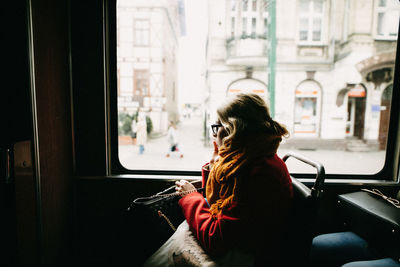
[{"x1": 310, "y1": 232, "x2": 375, "y2": 267}]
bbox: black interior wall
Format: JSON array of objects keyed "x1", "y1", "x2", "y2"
[
  {"x1": 2, "y1": 2, "x2": 32, "y2": 147},
  {"x1": 1, "y1": 1, "x2": 32, "y2": 266},
  {"x1": 70, "y1": 0, "x2": 108, "y2": 176}
]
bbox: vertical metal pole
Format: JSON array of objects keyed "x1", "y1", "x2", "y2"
[
  {"x1": 26, "y1": 0, "x2": 43, "y2": 264},
  {"x1": 268, "y1": 0, "x2": 276, "y2": 118},
  {"x1": 103, "y1": 0, "x2": 111, "y2": 176}
]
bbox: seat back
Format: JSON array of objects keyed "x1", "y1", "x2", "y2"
[{"x1": 281, "y1": 152, "x2": 325, "y2": 266}]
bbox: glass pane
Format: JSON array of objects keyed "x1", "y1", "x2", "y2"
[
  {"x1": 262, "y1": 0, "x2": 269, "y2": 12},
  {"x1": 134, "y1": 70, "x2": 149, "y2": 96},
  {"x1": 264, "y1": 18, "x2": 268, "y2": 36},
  {"x1": 117, "y1": 0, "x2": 398, "y2": 175},
  {"x1": 299, "y1": 31, "x2": 308, "y2": 41},
  {"x1": 242, "y1": 0, "x2": 248, "y2": 11},
  {"x1": 231, "y1": 0, "x2": 237, "y2": 11},
  {"x1": 313, "y1": 0, "x2": 323, "y2": 13},
  {"x1": 388, "y1": 10, "x2": 400, "y2": 36},
  {"x1": 263, "y1": 0, "x2": 268, "y2": 12},
  {"x1": 251, "y1": 18, "x2": 256, "y2": 37},
  {"x1": 377, "y1": 12, "x2": 384, "y2": 35},
  {"x1": 312, "y1": 17, "x2": 321, "y2": 41},
  {"x1": 299, "y1": 18, "x2": 309, "y2": 40},
  {"x1": 294, "y1": 97, "x2": 318, "y2": 134},
  {"x1": 134, "y1": 20, "x2": 149, "y2": 45},
  {"x1": 231, "y1": 17, "x2": 235, "y2": 37},
  {"x1": 252, "y1": 0, "x2": 257, "y2": 11},
  {"x1": 299, "y1": 0, "x2": 309, "y2": 12}
]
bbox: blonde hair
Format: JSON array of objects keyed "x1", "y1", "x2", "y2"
[
  {"x1": 217, "y1": 93, "x2": 288, "y2": 147},
  {"x1": 206, "y1": 94, "x2": 289, "y2": 216}
]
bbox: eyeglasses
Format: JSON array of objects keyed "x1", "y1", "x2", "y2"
[{"x1": 211, "y1": 123, "x2": 223, "y2": 135}]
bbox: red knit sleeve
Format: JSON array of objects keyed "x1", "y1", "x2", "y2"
[{"x1": 178, "y1": 192, "x2": 242, "y2": 256}]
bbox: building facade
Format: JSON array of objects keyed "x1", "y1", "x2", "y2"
[
  {"x1": 117, "y1": 0, "x2": 181, "y2": 133},
  {"x1": 205, "y1": 0, "x2": 398, "y2": 150}
]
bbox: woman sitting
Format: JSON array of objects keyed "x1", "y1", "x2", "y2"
[{"x1": 144, "y1": 93, "x2": 293, "y2": 266}]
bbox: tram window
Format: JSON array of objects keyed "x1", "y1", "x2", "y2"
[{"x1": 115, "y1": 0, "x2": 399, "y2": 176}]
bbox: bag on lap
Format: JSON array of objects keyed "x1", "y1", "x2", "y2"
[{"x1": 115, "y1": 183, "x2": 203, "y2": 266}]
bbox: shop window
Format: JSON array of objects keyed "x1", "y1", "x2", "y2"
[{"x1": 294, "y1": 80, "x2": 321, "y2": 136}]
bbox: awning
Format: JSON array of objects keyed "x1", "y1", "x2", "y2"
[{"x1": 348, "y1": 84, "x2": 366, "y2": 98}]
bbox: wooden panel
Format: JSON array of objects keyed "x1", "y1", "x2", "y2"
[{"x1": 29, "y1": 0, "x2": 74, "y2": 265}]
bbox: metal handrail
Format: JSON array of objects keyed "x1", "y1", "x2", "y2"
[{"x1": 282, "y1": 151, "x2": 326, "y2": 198}]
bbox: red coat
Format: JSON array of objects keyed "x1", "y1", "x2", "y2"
[{"x1": 178, "y1": 154, "x2": 293, "y2": 257}]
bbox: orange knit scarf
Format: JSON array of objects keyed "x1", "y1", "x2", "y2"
[{"x1": 206, "y1": 134, "x2": 282, "y2": 217}]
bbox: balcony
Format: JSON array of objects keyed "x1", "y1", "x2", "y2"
[{"x1": 226, "y1": 35, "x2": 268, "y2": 66}]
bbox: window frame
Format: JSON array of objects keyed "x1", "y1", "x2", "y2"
[
  {"x1": 297, "y1": 0, "x2": 325, "y2": 45},
  {"x1": 239, "y1": 0, "x2": 258, "y2": 38},
  {"x1": 109, "y1": 1, "x2": 198, "y2": 176},
  {"x1": 133, "y1": 69, "x2": 149, "y2": 97},
  {"x1": 108, "y1": 0, "x2": 400, "y2": 182},
  {"x1": 373, "y1": 0, "x2": 399, "y2": 40},
  {"x1": 133, "y1": 18, "x2": 150, "y2": 47},
  {"x1": 229, "y1": 0, "x2": 268, "y2": 40},
  {"x1": 341, "y1": 0, "x2": 350, "y2": 42}
]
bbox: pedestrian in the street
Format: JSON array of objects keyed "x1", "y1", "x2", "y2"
[
  {"x1": 130, "y1": 117, "x2": 137, "y2": 144},
  {"x1": 143, "y1": 93, "x2": 293, "y2": 266},
  {"x1": 166, "y1": 120, "x2": 183, "y2": 158},
  {"x1": 136, "y1": 114, "x2": 147, "y2": 155}
]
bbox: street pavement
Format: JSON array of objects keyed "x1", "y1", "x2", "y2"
[
  {"x1": 119, "y1": 115, "x2": 212, "y2": 172},
  {"x1": 119, "y1": 115, "x2": 386, "y2": 175}
]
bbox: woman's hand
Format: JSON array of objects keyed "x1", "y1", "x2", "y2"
[
  {"x1": 175, "y1": 180, "x2": 196, "y2": 197},
  {"x1": 209, "y1": 141, "x2": 219, "y2": 170}
]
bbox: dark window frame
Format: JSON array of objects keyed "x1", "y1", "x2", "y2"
[{"x1": 107, "y1": 0, "x2": 400, "y2": 181}]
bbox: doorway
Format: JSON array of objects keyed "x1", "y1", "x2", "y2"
[
  {"x1": 346, "y1": 96, "x2": 366, "y2": 139},
  {"x1": 378, "y1": 84, "x2": 393, "y2": 150}
]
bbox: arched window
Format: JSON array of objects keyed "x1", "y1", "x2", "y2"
[
  {"x1": 226, "y1": 78, "x2": 269, "y2": 104},
  {"x1": 294, "y1": 80, "x2": 322, "y2": 136}
]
